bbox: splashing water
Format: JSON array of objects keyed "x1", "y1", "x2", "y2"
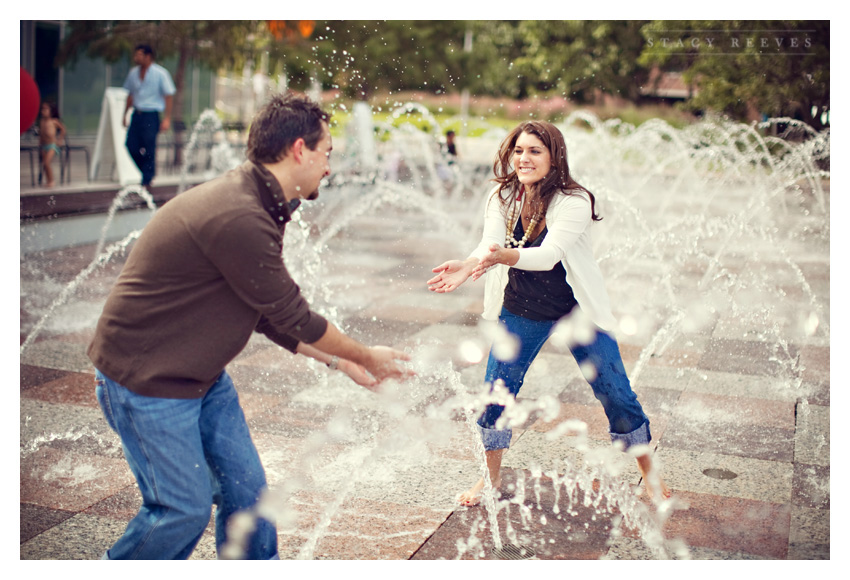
[
  {"x1": 93, "y1": 185, "x2": 157, "y2": 258},
  {"x1": 177, "y1": 109, "x2": 243, "y2": 194},
  {"x1": 20, "y1": 104, "x2": 828, "y2": 559},
  {"x1": 20, "y1": 230, "x2": 141, "y2": 355}
]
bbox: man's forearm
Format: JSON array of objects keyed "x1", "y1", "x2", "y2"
[
  {"x1": 295, "y1": 341, "x2": 332, "y2": 365},
  {"x1": 307, "y1": 322, "x2": 372, "y2": 366}
]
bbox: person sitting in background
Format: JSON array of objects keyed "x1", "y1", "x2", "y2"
[{"x1": 444, "y1": 129, "x2": 458, "y2": 164}]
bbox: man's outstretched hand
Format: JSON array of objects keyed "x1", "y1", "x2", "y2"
[{"x1": 363, "y1": 346, "x2": 414, "y2": 384}]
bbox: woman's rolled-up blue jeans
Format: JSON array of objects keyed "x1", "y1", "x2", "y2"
[{"x1": 478, "y1": 307, "x2": 651, "y2": 452}]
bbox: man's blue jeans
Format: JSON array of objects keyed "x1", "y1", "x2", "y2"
[
  {"x1": 95, "y1": 369, "x2": 277, "y2": 559},
  {"x1": 125, "y1": 110, "x2": 159, "y2": 186},
  {"x1": 478, "y1": 307, "x2": 651, "y2": 451}
]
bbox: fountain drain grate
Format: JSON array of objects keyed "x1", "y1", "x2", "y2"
[
  {"x1": 492, "y1": 544, "x2": 535, "y2": 560},
  {"x1": 703, "y1": 468, "x2": 738, "y2": 480}
]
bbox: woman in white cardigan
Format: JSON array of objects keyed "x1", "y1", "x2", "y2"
[{"x1": 428, "y1": 120, "x2": 669, "y2": 506}]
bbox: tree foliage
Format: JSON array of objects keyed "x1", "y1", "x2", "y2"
[
  {"x1": 297, "y1": 20, "x2": 652, "y2": 103},
  {"x1": 304, "y1": 21, "x2": 469, "y2": 98},
  {"x1": 510, "y1": 21, "x2": 650, "y2": 100},
  {"x1": 639, "y1": 20, "x2": 829, "y2": 129},
  {"x1": 56, "y1": 20, "x2": 829, "y2": 129}
]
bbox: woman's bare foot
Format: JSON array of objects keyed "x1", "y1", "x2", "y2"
[
  {"x1": 643, "y1": 477, "x2": 672, "y2": 500},
  {"x1": 459, "y1": 448, "x2": 504, "y2": 506},
  {"x1": 458, "y1": 475, "x2": 501, "y2": 506},
  {"x1": 636, "y1": 453, "x2": 672, "y2": 500}
]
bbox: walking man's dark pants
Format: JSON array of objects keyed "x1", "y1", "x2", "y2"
[{"x1": 126, "y1": 110, "x2": 160, "y2": 187}]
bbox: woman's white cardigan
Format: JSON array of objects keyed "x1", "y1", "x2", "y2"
[{"x1": 468, "y1": 186, "x2": 617, "y2": 332}]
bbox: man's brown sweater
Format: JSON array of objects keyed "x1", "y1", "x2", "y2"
[{"x1": 88, "y1": 161, "x2": 328, "y2": 398}]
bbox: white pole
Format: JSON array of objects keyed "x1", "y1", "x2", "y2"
[{"x1": 461, "y1": 30, "x2": 473, "y2": 137}]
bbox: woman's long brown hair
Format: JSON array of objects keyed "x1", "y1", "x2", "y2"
[{"x1": 491, "y1": 120, "x2": 601, "y2": 222}]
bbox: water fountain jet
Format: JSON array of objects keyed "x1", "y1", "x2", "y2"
[{"x1": 20, "y1": 106, "x2": 829, "y2": 560}]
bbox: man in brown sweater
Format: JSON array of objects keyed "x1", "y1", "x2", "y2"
[{"x1": 88, "y1": 93, "x2": 410, "y2": 560}]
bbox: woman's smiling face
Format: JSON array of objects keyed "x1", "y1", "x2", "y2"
[{"x1": 513, "y1": 131, "x2": 552, "y2": 187}]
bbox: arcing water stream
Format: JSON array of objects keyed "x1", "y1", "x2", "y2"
[{"x1": 20, "y1": 104, "x2": 828, "y2": 559}]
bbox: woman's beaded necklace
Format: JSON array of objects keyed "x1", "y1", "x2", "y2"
[{"x1": 505, "y1": 188, "x2": 543, "y2": 248}]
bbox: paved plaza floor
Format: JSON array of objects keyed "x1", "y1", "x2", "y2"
[{"x1": 19, "y1": 117, "x2": 832, "y2": 563}]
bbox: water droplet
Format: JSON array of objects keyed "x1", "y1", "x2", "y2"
[
  {"x1": 619, "y1": 315, "x2": 638, "y2": 336},
  {"x1": 579, "y1": 361, "x2": 597, "y2": 382},
  {"x1": 458, "y1": 340, "x2": 485, "y2": 364}
]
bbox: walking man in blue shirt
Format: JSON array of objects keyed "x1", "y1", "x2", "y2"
[{"x1": 123, "y1": 44, "x2": 176, "y2": 188}]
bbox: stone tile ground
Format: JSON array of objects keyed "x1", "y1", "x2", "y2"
[{"x1": 19, "y1": 172, "x2": 831, "y2": 562}]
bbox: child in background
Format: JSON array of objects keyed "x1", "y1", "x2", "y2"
[{"x1": 39, "y1": 102, "x2": 66, "y2": 187}]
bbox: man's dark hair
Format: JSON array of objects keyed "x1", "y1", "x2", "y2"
[
  {"x1": 247, "y1": 92, "x2": 331, "y2": 164},
  {"x1": 135, "y1": 44, "x2": 155, "y2": 59}
]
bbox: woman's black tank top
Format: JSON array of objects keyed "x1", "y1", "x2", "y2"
[{"x1": 503, "y1": 218, "x2": 578, "y2": 321}]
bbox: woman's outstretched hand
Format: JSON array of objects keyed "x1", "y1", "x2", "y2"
[
  {"x1": 428, "y1": 258, "x2": 477, "y2": 293},
  {"x1": 470, "y1": 244, "x2": 518, "y2": 281}
]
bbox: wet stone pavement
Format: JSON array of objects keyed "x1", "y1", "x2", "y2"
[{"x1": 20, "y1": 199, "x2": 830, "y2": 561}]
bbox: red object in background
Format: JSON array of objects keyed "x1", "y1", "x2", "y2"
[{"x1": 21, "y1": 67, "x2": 41, "y2": 134}]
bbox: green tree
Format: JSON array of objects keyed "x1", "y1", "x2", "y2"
[
  {"x1": 464, "y1": 21, "x2": 529, "y2": 98},
  {"x1": 304, "y1": 21, "x2": 468, "y2": 98},
  {"x1": 430, "y1": 21, "x2": 651, "y2": 102},
  {"x1": 639, "y1": 20, "x2": 829, "y2": 129},
  {"x1": 511, "y1": 20, "x2": 651, "y2": 102}
]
